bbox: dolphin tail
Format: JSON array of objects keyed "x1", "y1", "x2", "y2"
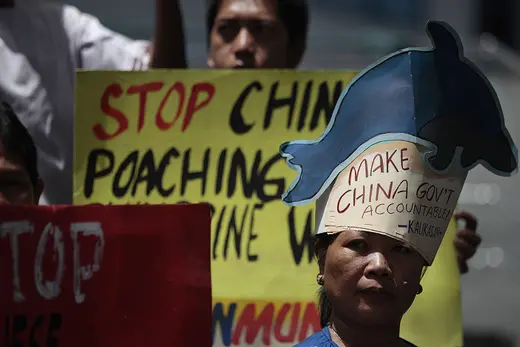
[{"x1": 280, "y1": 141, "x2": 327, "y2": 205}]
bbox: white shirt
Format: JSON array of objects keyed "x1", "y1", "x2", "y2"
[{"x1": 0, "y1": 0, "x2": 150, "y2": 205}]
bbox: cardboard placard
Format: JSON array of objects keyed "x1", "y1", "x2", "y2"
[
  {"x1": 320, "y1": 141, "x2": 465, "y2": 264},
  {"x1": 74, "y1": 69, "x2": 464, "y2": 347},
  {"x1": 0, "y1": 204, "x2": 211, "y2": 347}
]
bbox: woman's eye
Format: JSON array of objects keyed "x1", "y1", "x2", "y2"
[
  {"x1": 393, "y1": 245, "x2": 413, "y2": 254},
  {"x1": 347, "y1": 239, "x2": 368, "y2": 251}
]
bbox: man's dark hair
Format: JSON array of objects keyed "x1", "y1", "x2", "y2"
[
  {"x1": 206, "y1": 0, "x2": 309, "y2": 66},
  {"x1": 0, "y1": 101, "x2": 40, "y2": 191}
]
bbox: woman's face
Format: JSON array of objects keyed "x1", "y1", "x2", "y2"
[{"x1": 323, "y1": 230, "x2": 425, "y2": 326}]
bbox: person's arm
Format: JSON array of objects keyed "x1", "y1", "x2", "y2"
[
  {"x1": 64, "y1": 3, "x2": 186, "y2": 70},
  {"x1": 63, "y1": 5, "x2": 151, "y2": 71},
  {"x1": 454, "y1": 211, "x2": 481, "y2": 274},
  {"x1": 150, "y1": 0, "x2": 187, "y2": 68}
]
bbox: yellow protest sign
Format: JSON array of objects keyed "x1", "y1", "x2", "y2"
[{"x1": 74, "y1": 70, "x2": 462, "y2": 347}]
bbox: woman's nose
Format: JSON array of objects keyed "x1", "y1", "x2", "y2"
[{"x1": 364, "y1": 252, "x2": 393, "y2": 278}]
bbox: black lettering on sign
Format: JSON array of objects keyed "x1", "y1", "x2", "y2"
[
  {"x1": 29, "y1": 315, "x2": 44, "y2": 346},
  {"x1": 416, "y1": 182, "x2": 456, "y2": 205},
  {"x1": 247, "y1": 204, "x2": 262, "y2": 262},
  {"x1": 83, "y1": 147, "x2": 284, "y2": 202},
  {"x1": 264, "y1": 80, "x2": 344, "y2": 132},
  {"x1": 156, "y1": 147, "x2": 181, "y2": 196},
  {"x1": 84, "y1": 149, "x2": 115, "y2": 198},
  {"x1": 215, "y1": 149, "x2": 227, "y2": 195},
  {"x1": 181, "y1": 148, "x2": 210, "y2": 196},
  {"x1": 230, "y1": 81, "x2": 262, "y2": 134},
  {"x1": 223, "y1": 205, "x2": 248, "y2": 260},
  {"x1": 297, "y1": 81, "x2": 314, "y2": 131},
  {"x1": 3, "y1": 313, "x2": 61, "y2": 347},
  {"x1": 256, "y1": 154, "x2": 284, "y2": 203},
  {"x1": 113, "y1": 150, "x2": 139, "y2": 197},
  {"x1": 47, "y1": 313, "x2": 62, "y2": 347},
  {"x1": 83, "y1": 147, "x2": 183, "y2": 199},
  {"x1": 227, "y1": 149, "x2": 255, "y2": 199},
  {"x1": 288, "y1": 207, "x2": 314, "y2": 266},
  {"x1": 310, "y1": 81, "x2": 344, "y2": 131},
  {"x1": 213, "y1": 204, "x2": 227, "y2": 260},
  {"x1": 226, "y1": 150, "x2": 284, "y2": 203},
  {"x1": 230, "y1": 80, "x2": 344, "y2": 134},
  {"x1": 212, "y1": 204, "x2": 262, "y2": 262},
  {"x1": 131, "y1": 149, "x2": 157, "y2": 196},
  {"x1": 264, "y1": 81, "x2": 298, "y2": 130},
  {"x1": 12, "y1": 314, "x2": 26, "y2": 347}
]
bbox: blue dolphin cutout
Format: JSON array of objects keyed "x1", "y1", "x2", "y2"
[{"x1": 281, "y1": 20, "x2": 518, "y2": 206}]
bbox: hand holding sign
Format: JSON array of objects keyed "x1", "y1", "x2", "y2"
[{"x1": 454, "y1": 211, "x2": 481, "y2": 274}]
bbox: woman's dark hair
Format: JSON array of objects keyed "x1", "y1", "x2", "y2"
[
  {"x1": 0, "y1": 101, "x2": 40, "y2": 191},
  {"x1": 206, "y1": 0, "x2": 309, "y2": 66},
  {"x1": 314, "y1": 232, "x2": 337, "y2": 328}
]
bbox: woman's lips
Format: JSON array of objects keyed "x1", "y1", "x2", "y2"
[{"x1": 358, "y1": 286, "x2": 396, "y2": 298}]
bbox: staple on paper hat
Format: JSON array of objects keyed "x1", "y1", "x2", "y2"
[{"x1": 281, "y1": 20, "x2": 517, "y2": 265}]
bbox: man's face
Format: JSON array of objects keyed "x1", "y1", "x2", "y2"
[
  {"x1": 208, "y1": 0, "x2": 289, "y2": 69},
  {"x1": 0, "y1": 142, "x2": 40, "y2": 205}
]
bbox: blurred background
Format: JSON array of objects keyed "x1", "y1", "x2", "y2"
[{"x1": 57, "y1": 0, "x2": 520, "y2": 345}]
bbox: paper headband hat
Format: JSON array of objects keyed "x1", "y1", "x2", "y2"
[{"x1": 280, "y1": 21, "x2": 517, "y2": 264}]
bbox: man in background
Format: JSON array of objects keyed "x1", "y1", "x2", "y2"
[
  {"x1": 0, "y1": 101, "x2": 42, "y2": 205},
  {"x1": 167, "y1": 0, "x2": 308, "y2": 69},
  {"x1": 0, "y1": 0, "x2": 185, "y2": 205},
  {"x1": 206, "y1": 0, "x2": 308, "y2": 68}
]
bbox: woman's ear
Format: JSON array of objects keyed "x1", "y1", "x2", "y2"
[{"x1": 317, "y1": 274, "x2": 324, "y2": 286}]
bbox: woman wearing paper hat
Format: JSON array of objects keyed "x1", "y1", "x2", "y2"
[{"x1": 281, "y1": 21, "x2": 517, "y2": 347}]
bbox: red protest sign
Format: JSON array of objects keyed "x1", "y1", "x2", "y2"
[{"x1": 0, "y1": 204, "x2": 211, "y2": 347}]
